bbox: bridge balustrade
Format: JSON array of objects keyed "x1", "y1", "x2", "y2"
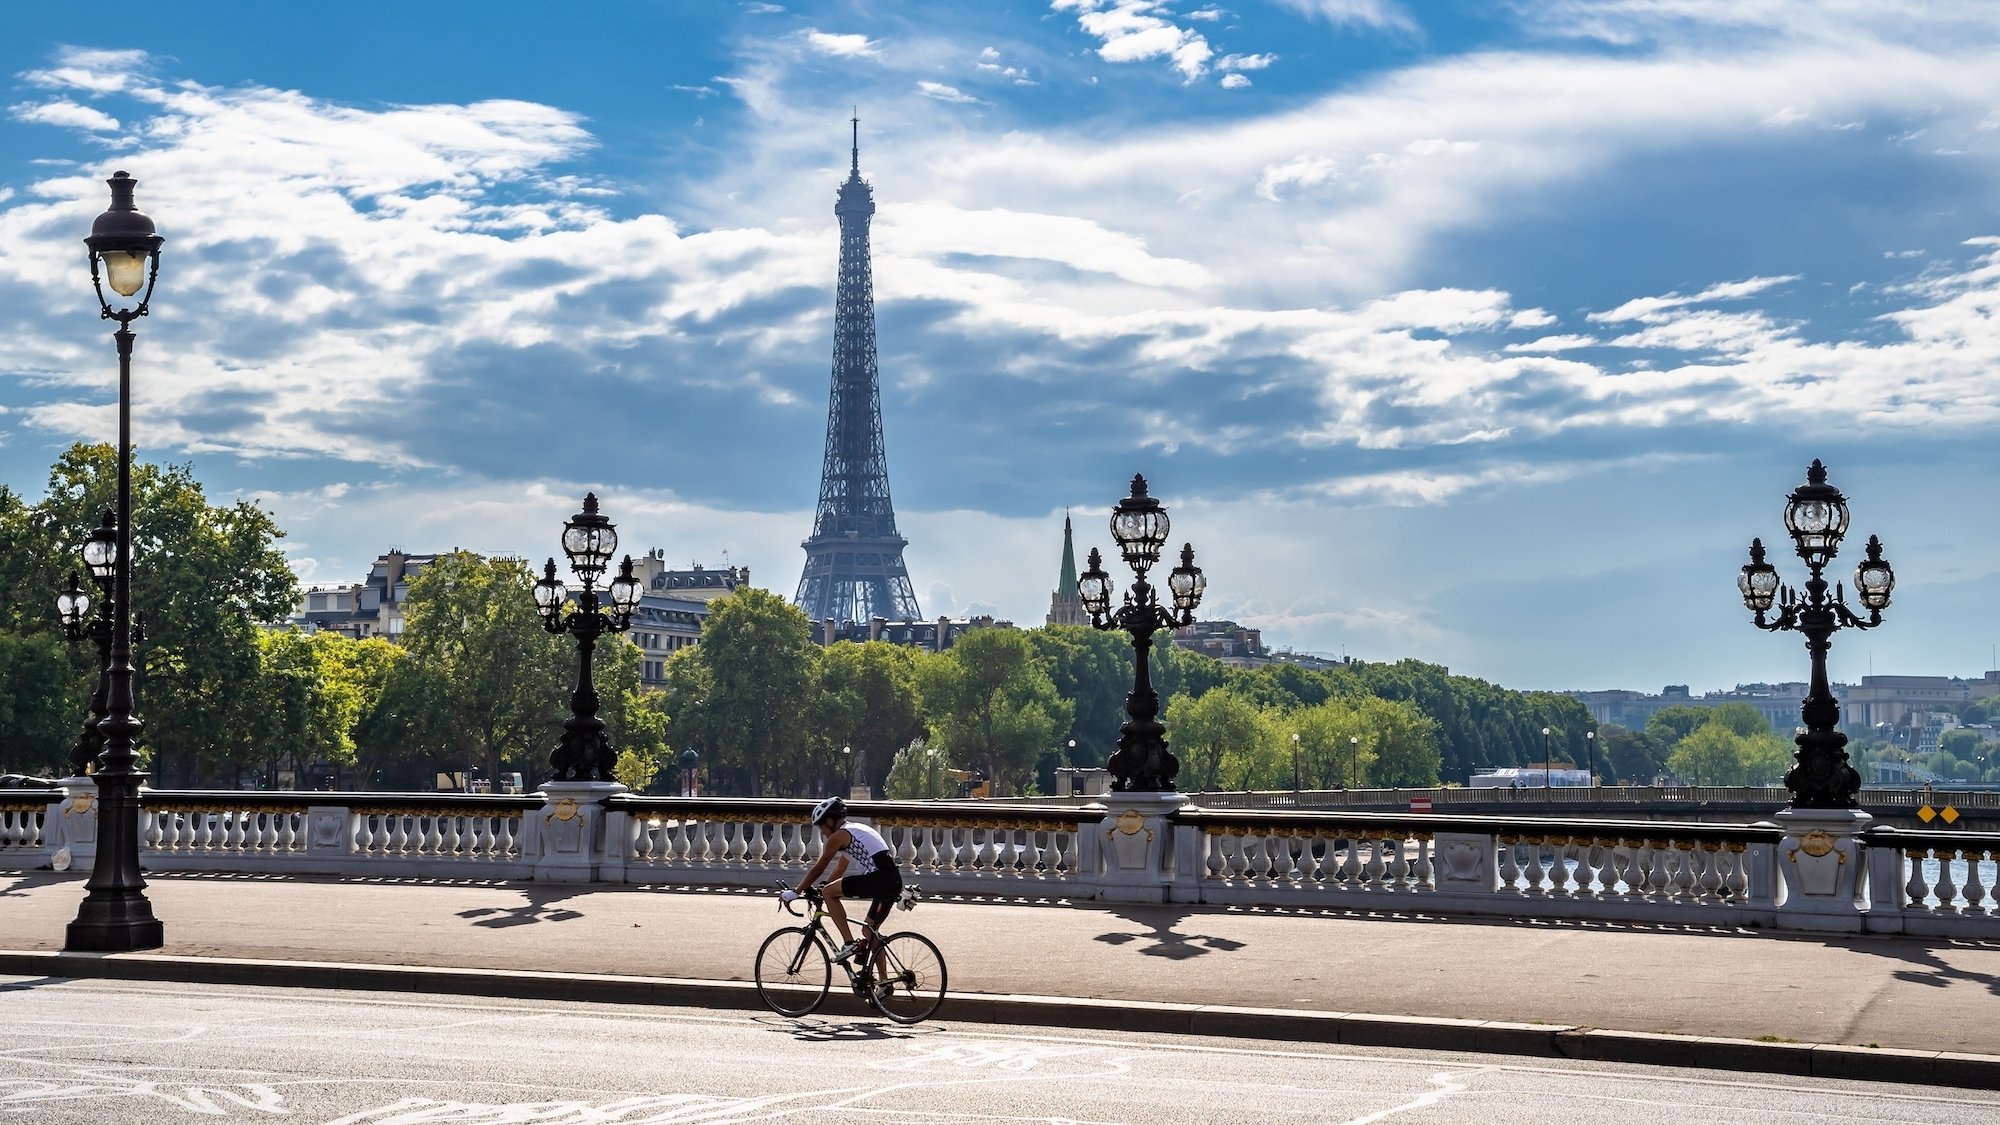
[
  {"x1": 6, "y1": 783, "x2": 1998, "y2": 938},
  {"x1": 0, "y1": 798, "x2": 46, "y2": 851}
]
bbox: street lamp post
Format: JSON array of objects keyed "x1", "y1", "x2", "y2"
[
  {"x1": 66, "y1": 171, "x2": 165, "y2": 953},
  {"x1": 1586, "y1": 729, "x2": 1598, "y2": 786},
  {"x1": 1737, "y1": 459, "x2": 1894, "y2": 808},
  {"x1": 534, "y1": 493, "x2": 644, "y2": 782},
  {"x1": 1542, "y1": 726, "x2": 1552, "y2": 800},
  {"x1": 1290, "y1": 732, "x2": 1301, "y2": 794},
  {"x1": 1078, "y1": 475, "x2": 1205, "y2": 792},
  {"x1": 1348, "y1": 735, "x2": 1359, "y2": 790}
]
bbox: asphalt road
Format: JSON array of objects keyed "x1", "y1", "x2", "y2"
[{"x1": 3, "y1": 977, "x2": 1996, "y2": 1124}]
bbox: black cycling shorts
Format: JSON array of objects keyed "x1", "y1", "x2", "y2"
[{"x1": 836, "y1": 855, "x2": 903, "y2": 928}]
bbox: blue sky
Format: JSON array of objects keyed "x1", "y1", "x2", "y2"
[{"x1": 2, "y1": 1, "x2": 1997, "y2": 693}]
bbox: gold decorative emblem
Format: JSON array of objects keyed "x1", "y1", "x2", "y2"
[
  {"x1": 1797, "y1": 829, "x2": 1836, "y2": 858},
  {"x1": 549, "y1": 797, "x2": 581, "y2": 823},
  {"x1": 67, "y1": 794, "x2": 94, "y2": 815},
  {"x1": 1113, "y1": 810, "x2": 1145, "y2": 835}
]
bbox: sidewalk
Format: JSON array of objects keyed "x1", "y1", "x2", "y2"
[{"x1": 5, "y1": 871, "x2": 1998, "y2": 1086}]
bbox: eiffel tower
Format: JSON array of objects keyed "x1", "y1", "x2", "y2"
[{"x1": 795, "y1": 115, "x2": 923, "y2": 626}]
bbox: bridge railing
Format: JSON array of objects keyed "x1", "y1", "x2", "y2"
[{"x1": 6, "y1": 782, "x2": 1996, "y2": 937}]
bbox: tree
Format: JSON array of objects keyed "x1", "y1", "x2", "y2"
[
  {"x1": 664, "y1": 587, "x2": 819, "y2": 795},
  {"x1": 1667, "y1": 723, "x2": 1742, "y2": 785},
  {"x1": 1706, "y1": 703, "x2": 1772, "y2": 739},
  {"x1": 917, "y1": 628, "x2": 1070, "y2": 796},
  {"x1": 1601, "y1": 724, "x2": 1669, "y2": 785},
  {"x1": 0, "y1": 629, "x2": 86, "y2": 778},
  {"x1": 1166, "y1": 690, "x2": 1274, "y2": 791},
  {"x1": 816, "y1": 641, "x2": 925, "y2": 797},
  {"x1": 1645, "y1": 705, "x2": 1711, "y2": 749},
  {"x1": 399, "y1": 551, "x2": 569, "y2": 786},
  {"x1": 1356, "y1": 695, "x2": 1443, "y2": 787},
  {"x1": 1027, "y1": 625, "x2": 1132, "y2": 769},
  {"x1": 614, "y1": 748, "x2": 659, "y2": 793},
  {"x1": 884, "y1": 737, "x2": 956, "y2": 800},
  {"x1": 0, "y1": 444, "x2": 297, "y2": 785}
]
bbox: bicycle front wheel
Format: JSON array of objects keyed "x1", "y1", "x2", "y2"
[
  {"x1": 871, "y1": 932, "x2": 947, "y2": 1024},
  {"x1": 755, "y1": 926, "x2": 831, "y2": 1017}
]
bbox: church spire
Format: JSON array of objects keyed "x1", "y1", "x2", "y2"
[{"x1": 1047, "y1": 512, "x2": 1087, "y2": 627}]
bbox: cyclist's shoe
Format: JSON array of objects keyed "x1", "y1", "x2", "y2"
[{"x1": 831, "y1": 940, "x2": 863, "y2": 964}]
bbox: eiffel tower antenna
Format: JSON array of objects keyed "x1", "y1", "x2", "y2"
[{"x1": 795, "y1": 113, "x2": 922, "y2": 626}]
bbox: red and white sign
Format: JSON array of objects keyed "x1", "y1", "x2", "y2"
[{"x1": 1408, "y1": 796, "x2": 1433, "y2": 813}]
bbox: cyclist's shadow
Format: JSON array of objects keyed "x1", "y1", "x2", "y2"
[{"x1": 759, "y1": 1015, "x2": 939, "y2": 1043}]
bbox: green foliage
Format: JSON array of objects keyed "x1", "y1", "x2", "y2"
[
  {"x1": 0, "y1": 444, "x2": 297, "y2": 784},
  {"x1": 660, "y1": 586, "x2": 822, "y2": 795},
  {"x1": 1941, "y1": 729, "x2": 1982, "y2": 758},
  {"x1": 0, "y1": 629, "x2": 87, "y2": 777},
  {"x1": 398, "y1": 551, "x2": 569, "y2": 784},
  {"x1": 816, "y1": 641, "x2": 925, "y2": 797},
  {"x1": 1665, "y1": 723, "x2": 1793, "y2": 786},
  {"x1": 1166, "y1": 690, "x2": 1274, "y2": 791},
  {"x1": 1645, "y1": 705, "x2": 1711, "y2": 747},
  {"x1": 1601, "y1": 724, "x2": 1669, "y2": 784},
  {"x1": 614, "y1": 747, "x2": 660, "y2": 793},
  {"x1": 884, "y1": 737, "x2": 957, "y2": 800},
  {"x1": 1027, "y1": 625, "x2": 1131, "y2": 768},
  {"x1": 917, "y1": 627, "x2": 1071, "y2": 796},
  {"x1": 1705, "y1": 703, "x2": 1772, "y2": 738}
]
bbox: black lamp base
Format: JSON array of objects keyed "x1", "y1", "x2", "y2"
[{"x1": 65, "y1": 890, "x2": 163, "y2": 952}]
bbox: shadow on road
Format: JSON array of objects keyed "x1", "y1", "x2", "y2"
[
  {"x1": 1838, "y1": 937, "x2": 2000, "y2": 999},
  {"x1": 0, "y1": 976, "x2": 67, "y2": 993},
  {"x1": 457, "y1": 887, "x2": 590, "y2": 928},
  {"x1": 761, "y1": 1015, "x2": 937, "y2": 1043},
  {"x1": 1094, "y1": 907, "x2": 1248, "y2": 960}
]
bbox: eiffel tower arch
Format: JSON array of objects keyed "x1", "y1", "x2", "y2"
[{"x1": 795, "y1": 116, "x2": 923, "y2": 626}]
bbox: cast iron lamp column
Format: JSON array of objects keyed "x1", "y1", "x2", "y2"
[
  {"x1": 1077, "y1": 475, "x2": 1205, "y2": 792},
  {"x1": 1349, "y1": 736, "x2": 1359, "y2": 790},
  {"x1": 1737, "y1": 459, "x2": 1895, "y2": 809},
  {"x1": 534, "y1": 493, "x2": 644, "y2": 782},
  {"x1": 56, "y1": 513, "x2": 144, "y2": 777},
  {"x1": 67, "y1": 171, "x2": 164, "y2": 952},
  {"x1": 1542, "y1": 727, "x2": 1552, "y2": 800},
  {"x1": 1291, "y1": 732, "x2": 1301, "y2": 794}
]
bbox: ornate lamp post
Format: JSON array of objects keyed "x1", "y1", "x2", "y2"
[
  {"x1": 66, "y1": 171, "x2": 165, "y2": 952},
  {"x1": 534, "y1": 493, "x2": 644, "y2": 782},
  {"x1": 1585, "y1": 730, "x2": 1598, "y2": 786},
  {"x1": 1290, "y1": 732, "x2": 1301, "y2": 794},
  {"x1": 1078, "y1": 475, "x2": 1205, "y2": 792},
  {"x1": 1349, "y1": 735, "x2": 1360, "y2": 790},
  {"x1": 56, "y1": 513, "x2": 145, "y2": 779},
  {"x1": 1737, "y1": 459, "x2": 1894, "y2": 808}
]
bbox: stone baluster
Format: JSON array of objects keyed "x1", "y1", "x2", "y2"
[
  {"x1": 1934, "y1": 849, "x2": 1961, "y2": 914},
  {"x1": 1364, "y1": 838, "x2": 1387, "y2": 886},
  {"x1": 1961, "y1": 849, "x2": 1988, "y2": 916},
  {"x1": 1495, "y1": 837, "x2": 1520, "y2": 891}
]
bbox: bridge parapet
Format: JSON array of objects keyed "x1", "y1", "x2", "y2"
[{"x1": 7, "y1": 785, "x2": 1996, "y2": 938}]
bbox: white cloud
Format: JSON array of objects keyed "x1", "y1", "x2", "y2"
[
  {"x1": 1052, "y1": 0, "x2": 1215, "y2": 81},
  {"x1": 1270, "y1": 0, "x2": 1414, "y2": 31},
  {"x1": 1218, "y1": 53, "x2": 1278, "y2": 71},
  {"x1": 916, "y1": 81, "x2": 983, "y2": 104},
  {"x1": 10, "y1": 99, "x2": 120, "y2": 131},
  {"x1": 1591, "y1": 276, "x2": 1801, "y2": 322},
  {"x1": 1221, "y1": 73, "x2": 1251, "y2": 89},
  {"x1": 803, "y1": 30, "x2": 879, "y2": 58}
]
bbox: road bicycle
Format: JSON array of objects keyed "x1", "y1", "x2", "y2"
[{"x1": 754, "y1": 881, "x2": 947, "y2": 1024}]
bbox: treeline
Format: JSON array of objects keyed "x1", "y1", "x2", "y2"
[{"x1": 0, "y1": 444, "x2": 1601, "y2": 794}]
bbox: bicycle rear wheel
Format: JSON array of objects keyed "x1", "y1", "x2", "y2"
[
  {"x1": 755, "y1": 926, "x2": 831, "y2": 1017},
  {"x1": 870, "y1": 932, "x2": 947, "y2": 1024}
]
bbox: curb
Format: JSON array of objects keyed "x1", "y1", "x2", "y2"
[{"x1": 3, "y1": 949, "x2": 1995, "y2": 1089}]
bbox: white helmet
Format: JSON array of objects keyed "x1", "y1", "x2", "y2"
[{"x1": 810, "y1": 796, "x2": 847, "y2": 826}]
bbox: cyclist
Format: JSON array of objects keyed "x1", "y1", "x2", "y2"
[{"x1": 783, "y1": 796, "x2": 902, "y2": 966}]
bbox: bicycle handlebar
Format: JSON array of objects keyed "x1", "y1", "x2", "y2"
[{"x1": 775, "y1": 879, "x2": 822, "y2": 917}]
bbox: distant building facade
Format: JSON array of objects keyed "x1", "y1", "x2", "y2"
[
  {"x1": 1170, "y1": 620, "x2": 1269, "y2": 668},
  {"x1": 1572, "y1": 670, "x2": 2000, "y2": 735},
  {"x1": 292, "y1": 546, "x2": 748, "y2": 689}
]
